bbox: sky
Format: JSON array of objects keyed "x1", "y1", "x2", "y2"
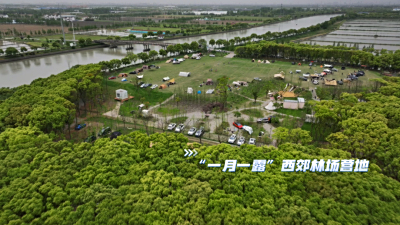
[{"x1": 0, "y1": 0, "x2": 398, "y2": 5}]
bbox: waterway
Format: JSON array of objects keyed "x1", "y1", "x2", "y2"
[{"x1": 0, "y1": 14, "x2": 340, "y2": 88}]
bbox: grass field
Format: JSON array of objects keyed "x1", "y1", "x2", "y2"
[
  {"x1": 108, "y1": 55, "x2": 381, "y2": 96},
  {"x1": 275, "y1": 108, "x2": 307, "y2": 117}
]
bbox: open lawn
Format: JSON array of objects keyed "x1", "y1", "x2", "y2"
[
  {"x1": 107, "y1": 55, "x2": 382, "y2": 100},
  {"x1": 275, "y1": 108, "x2": 307, "y2": 118}
]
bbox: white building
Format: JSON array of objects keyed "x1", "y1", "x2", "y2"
[
  {"x1": 0, "y1": 14, "x2": 9, "y2": 18},
  {"x1": 192, "y1": 11, "x2": 228, "y2": 15},
  {"x1": 116, "y1": 89, "x2": 128, "y2": 100},
  {"x1": 393, "y1": 8, "x2": 400, "y2": 11}
]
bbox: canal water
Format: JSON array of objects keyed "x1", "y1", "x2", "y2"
[{"x1": 0, "y1": 14, "x2": 339, "y2": 88}]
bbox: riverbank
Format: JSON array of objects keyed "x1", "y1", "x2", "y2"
[{"x1": 0, "y1": 44, "x2": 106, "y2": 64}]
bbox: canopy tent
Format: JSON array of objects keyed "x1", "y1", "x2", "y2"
[
  {"x1": 274, "y1": 74, "x2": 285, "y2": 79},
  {"x1": 206, "y1": 79, "x2": 213, "y2": 85},
  {"x1": 232, "y1": 81, "x2": 240, "y2": 86},
  {"x1": 311, "y1": 74, "x2": 319, "y2": 78},
  {"x1": 166, "y1": 59, "x2": 172, "y2": 63},
  {"x1": 206, "y1": 89, "x2": 214, "y2": 94},
  {"x1": 243, "y1": 126, "x2": 253, "y2": 135},
  {"x1": 136, "y1": 75, "x2": 143, "y2": 79},
  {"x1": 118, "y1": 73, "x2": 128, "y2": 78},
  {"x1": 159, "y1": 84, "x2": 167, "y2": 89},
  {"x1": 265, "y1": 102, "x2": 276, "y2": 111},
  {"x1": 136, "y1": 68, "x2": 143, "y2": 72},
  {"x1": 179, "y1": 72, "x2": 191, "y2": 77},
  {"x1": 184, "y1": 55, "x2": 189, "y2": 59},
  {"x1": 142, "y1": 65, "x2": 149, "y2": 69},
  {"x1": 187, "y1": 87, "x2": 193, "y2": 94},
  {"x1": 324, "y1": 79, "x2": 337, "y2": 86},
  {"x1": 191, "y1": 54, "x2": 199, "y2": 59},
  {"x1": 168, "y1": 78, "x2": 176, "y2": 84}
]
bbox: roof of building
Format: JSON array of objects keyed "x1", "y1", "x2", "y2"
[
  {"x1": 298, "y1": 97, "x2": 305, "y2": 103},
  {"x1": 279, "y1": 91, "x2": 298, "y2": 98},
  {"x1": 284, "y1": 100, "x2": 298, "y2": 103}
]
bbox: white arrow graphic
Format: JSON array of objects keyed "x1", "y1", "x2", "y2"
[
  {"x1": 184, "y1": 149, "x2": 189, "y2": 157},
  {"x1": 188, "y1": 149, "x2": 193, "y2": 157},
  {"x1": 193, "y1": 149, "x2": 198, "y2": 157}
]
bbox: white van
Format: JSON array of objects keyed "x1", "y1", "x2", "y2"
[
  {"x1": 323, "y1": 69, "x2": 331, "y2": 73},
  {"x1": 324, "y1": 64, "x2": 333, "y2": 68}
]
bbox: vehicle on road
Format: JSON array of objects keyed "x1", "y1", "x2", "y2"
[
  {"x1": 175, "y1": 124, "x2": 185, "y2": 132},
  {"x1": 167, "y1": 123, "x2": 177, "y2": 130},
  {"x1": 75, "y1": 123, "x2": 86, "y2": 130},
  {"x1": 237, "y1": 137, "x2": 245, "y2": 146},
  {"x1": 188, "y1": 127, "x2": 197, "y2": 136},
  {"x1": 108, "y1": 76, "x2": 116, "y2": 80},
  {"x1": 249, "y1": 138, "x2": 256, "y2": 145},
  {"x1": 98, "y1": 127, "x2": 111, "y2": 137},
  {"x1": 228, "y1": 134, "x2": 237, "y2": 144},
  {"x1": 257, "y1": 118, "x2": 270, "y2": 123},
  {"x1": 233, "y1": 121, "x2": 243, "y2": 129},
  {"x1": 195, "y1": 127, "x2": 204, "y2": 137}
]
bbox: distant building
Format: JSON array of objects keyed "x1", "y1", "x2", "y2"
[
  {"x1": 0, "y1": 14, "x2": 9, "y2": 18},
  {"x1": 192, "y1": 11, "x2": 227, "y2": 15},
  {"x1": 158, "y1": 35, "x2": 164, "y2": 40},
  {"x1": 110, "y1": 11, "x2": 127, "y2": 13},
  {"x1": 393, "y1": 8, "x2": 400, "y2": 11}
]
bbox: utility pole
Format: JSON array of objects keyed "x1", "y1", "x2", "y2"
[
  {"x1": 60, "y1": 14, "x2": 66, "y2": 45},
  {"x1": 72, "y1": 21, "x2": 75, "y2": 46},
  {"x1": 281, "y1": 4, "x2": 282, "y2": 18}
]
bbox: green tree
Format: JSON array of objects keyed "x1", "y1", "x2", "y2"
[
  {"x1": 86, "y1": 38, "x2": 92, "y2": 45},
  {"x1": 5, "y1": 47, "x2": 19, "y2": 56},
  {"x1": 78, "y1": 38, "x2": 86, "y2": 46}
]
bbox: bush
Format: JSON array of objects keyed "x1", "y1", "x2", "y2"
[{"x1": 271, "y1": 117, "x2": 279, "y2": 124}]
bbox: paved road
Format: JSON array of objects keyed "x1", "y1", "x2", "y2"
[
  {"x1": 225, "y1": 51, "x2": 236, "y2": 58},
  {"x1": 309, "y1": 87, "x2": 320, "y2": 101}
]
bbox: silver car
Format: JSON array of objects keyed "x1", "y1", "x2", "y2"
[
  {"x1": 175, "y1": 124, "x2": 185, "y2": 133},
  {"x1": 167, "y1": 123, "x2": 176, "y2": 130},
  {"x1": 249, "y1": 138, "x2": 256, "y2": 145},
  {"x1": 228, "y1": 134, "x2": 237, "y2": 144},
  {"x1": 188, "y1": 127, "x2": 197, "y2": 136},
  {"x1": 237, "y1": 137, "x2": 245, "y2": 146}
]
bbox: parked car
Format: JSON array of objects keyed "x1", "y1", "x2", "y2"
[
  {"x1": 110, "y1": 131, "x2": 122, "y2": 140},
  {"x1": 188, "y1": 127, "x2": 197, "y2": 136},
  {"x1": 84, "y1": 135, "x2": 96, "y2": 143},
  {"x1": 299, "y1": 76, "x2": 308, "y2": 81},
  {"x1": 349, "y1": 75, "x2": 358, "y2": 80},
  {"x1": 108, "y1": 76, "x2": 117, "y2": 80},
  {"x1": 129, "y1": 71, "x2": 137, "y2": 74},
  {"x1": 167, "y1": 123, "x2": 177, "y2": 131},
  {"x1": 150, "y1": 84, "x2": 158, "y2": 89},
  {"x1": 358, "y1": 70, "x2": 365, "y2": 75},
  {"x1": 257, "y1": 118, "x2": 270, "y2": 123},
  {"x1": 209, "y1": 54, "x2": 215, "y2": 57},
  {"x1": 338, "y1": 80, "x2": 344, "y2": 85},
  {"x1": 196, "y1": 56, "x2": 201, "y2": 60},
  {"x1": 324, "y1": 64, "x2": 333, "y2": 68},
  {"x1": 323, "y1": 69, "x2": 331, "y2": 73},
  {"x1": 237, "y1": 137, "x2": 245, "y2": 146},
  {"x1": 173, "y1": 60, "x2": 180, "y2": 64},
  {"x1": 341, "y1": 66, "x2": 346, "y2": 70},
  {"x1": 332, "y1": 68, "x2": 338, "y2": 72},
  {"x1": 75, "y1": 123, "x2": 86, "y2": 130},
  {"x1": 233, "y1": 121, "x2": 243, "y2": 129},
  {"x1": 228, "y1": 134, "x2": 237, "y2": 144},
  {"x1": 138, "y1": 81, "x2": 145, "y2": 86},
  {"x1": 178, "y1": 58, "x2": 185, "y2": 62},
  {"x1": 98, "y1": 127, "x2": 111, "y2": 137},
  {"x1": 195, "y1": 127, "x2": 204, "y2": 137},
  {"x1": 149, "y1": 64, "x2": 156, "y2": 69},
  {"x1": 163, "y1": 77, "x2": 170, "y2": 81},
  {"x1": 175, "y1": 124, "x2": 185, "y2": 133},
  {"x1": 312, "y1": 80, "x2": 319, "y2": 85},
  {"x1": 249, "y1": 138, "x2": 256, "y2": 145},
  {"x1": 140, "y1": 83, "x2": 146, "y2": 88}
]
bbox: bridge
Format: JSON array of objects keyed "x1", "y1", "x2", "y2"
[{"x1": 94, "y1": 40, "x2": 175, "y2": 50}]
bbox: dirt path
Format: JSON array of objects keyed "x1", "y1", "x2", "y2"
[{"x1": 225, "y1": 51, "x2": 236, "y2": 58}]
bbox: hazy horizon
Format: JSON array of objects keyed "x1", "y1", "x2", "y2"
[{"x1": 0, "y1": 0, "x2": 399, "y2": 6}]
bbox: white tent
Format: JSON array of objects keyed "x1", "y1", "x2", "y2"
[
  {"x1": 243, "y1": 126, "x2": 253, "y2": 135},
  {"x1": 206, "y1": 89, "x2": 214, "y2": 94},
  {"x1": 137, "y1": 75, "x2": 143, "y2": 79},
  {"x1": 265, "y1": 102, "x2": 277, "y2": 111},
  {"x1": 116, "y1": 89, "x2": 128, "y2": 100},
  {"x1": 179, "y1": 72, "x2": 191, "y2": 77},
  {"x1": 191, "y1": 54, "x2": 199, "y2": 59},
  {"x1": 187, "y1": 87, "x2": 193, "y2": 94}
]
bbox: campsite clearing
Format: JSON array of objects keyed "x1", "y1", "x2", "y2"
[{"x1": 108, "y1": 55, "x2": 381, "y2": 94}]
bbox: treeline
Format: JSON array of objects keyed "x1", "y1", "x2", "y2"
[
  {"x1": 235, "y1": 41, "x2": 400, "y2": 71},
  {"x1": 0, "y1": 64, "x2": 103, "y2": 135}
]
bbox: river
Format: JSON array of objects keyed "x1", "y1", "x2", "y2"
[{"x1": 0, "y1": 14, "x2": 339, "y2": 88}]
